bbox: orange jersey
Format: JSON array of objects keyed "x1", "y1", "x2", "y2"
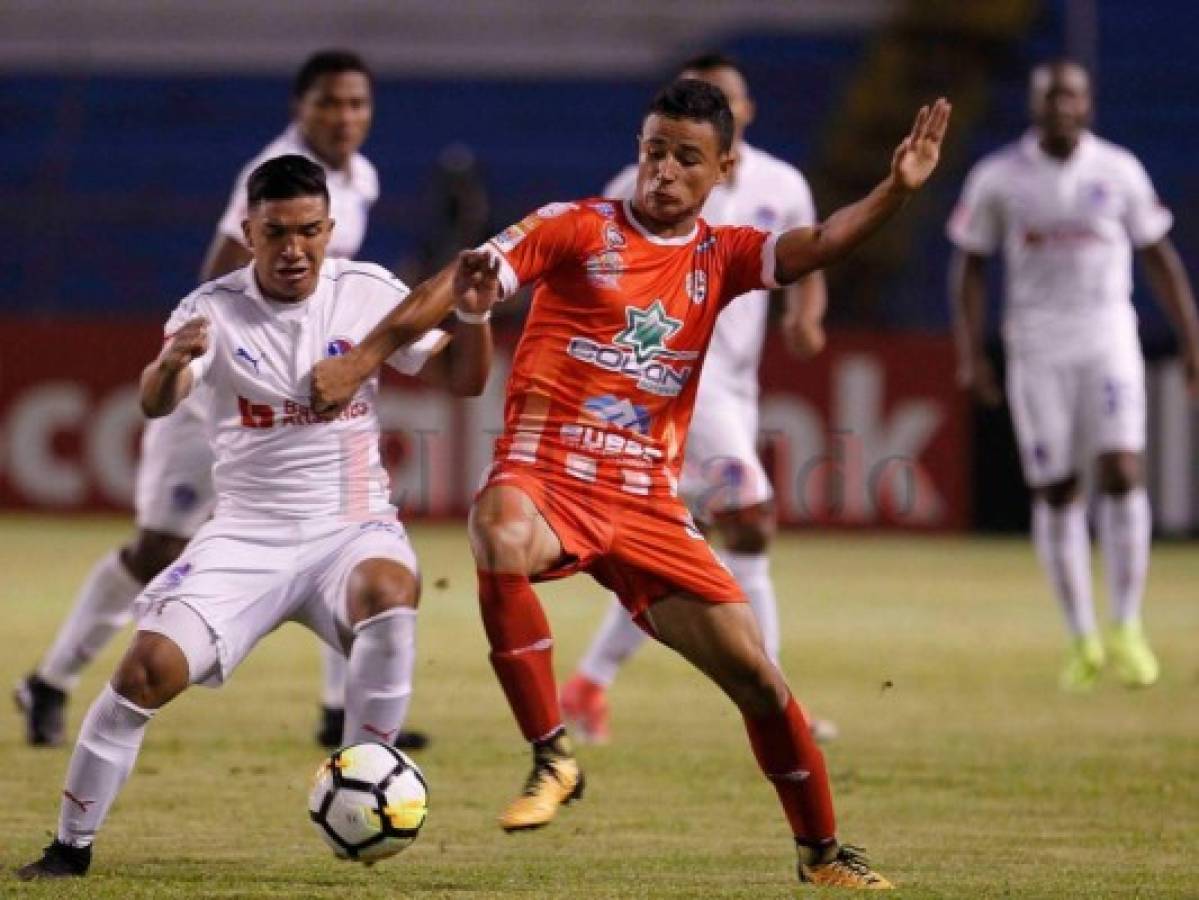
[{"x1": 486, "y1": 198, "x2": 783, "y2": 497}]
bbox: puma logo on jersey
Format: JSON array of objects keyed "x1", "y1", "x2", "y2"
[{"x1": 235, "y1": 347, "x2": 261, "y2": 373}]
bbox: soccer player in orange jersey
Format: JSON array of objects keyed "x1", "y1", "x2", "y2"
[{"x1": 312, "y1": 81, "x2": 950, "y2": 890}]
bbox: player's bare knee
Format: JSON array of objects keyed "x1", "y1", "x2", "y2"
[
  {"x1": 727, "y1": 659, "x2": 789, "y2": 717},
  {"x1": 112, "y1": 634, "x2": 190, "y2": 709},
  {"x1": 346, "y1": 559, "x2": 420, "y2": 625},
  {"x1": 721, "y1": 520, "x2": 772, "y2": 555},
  {"x1": 469, "y1": 515, "x2": 534, "y2": 573},
  {"x1": 1097, "y1": 453, "x2": 1142, "y2": 495},
  {"x1": 715, "y1": 503, "x2": 775, "y2": 554},
  {"x1": 122, "y1": 530, "x2": 189, "y2": 583},
  {"x1": 1038, "y1": 476, "x2": 1080, "y2": 508}
]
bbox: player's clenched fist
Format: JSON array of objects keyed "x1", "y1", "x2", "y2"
[
  {"x1": 311, "y1": 353, "x2": 363, "y2": 420},
  {"x1": 159, "y1": 317, "x2": 209, "y2": 373},
  {"x1": 453, "y1": 249, "x2": 502, "y2": 317}
]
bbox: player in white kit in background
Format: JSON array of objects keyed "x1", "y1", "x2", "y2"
[
  {"x1": 948, "y1": 60, "x2": 1199, "y2": 691},
  {"x1": 13, "y1": 50, "x2": 423, "y2": 751},
  {"x1": 559, "y1": 53, "x2": 834, "y2": 743},
  {"x1": 17, "y1": 155, "x2": 498, "y2": 880}
]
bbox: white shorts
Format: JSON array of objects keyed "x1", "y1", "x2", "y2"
[
  {"x1": 679, "y1": 382, "x2": 771, "y2": 521},
  {"x1": 134, "y1": 516, "x2": 418, "y2": 686},
  {"x1": 1006, "y1": 339, "x2": 1146, "y2": 487},
  {"x1": 134, "y1": 403, "x2": 217, "y2": 537}
]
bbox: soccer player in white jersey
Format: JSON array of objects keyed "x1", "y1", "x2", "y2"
[
  {"x1": 13, "y1": 50, "x2": 413, "y2": 751},
  {"x1": 948, "y1": 60, "x2": 1199, "y2": 691},
  {"x1": 559, "y1": 53, "x2": 832, "y2": 743},
  {"x1": 17, "y1": 155, "x2": 498, "y2": 880}
]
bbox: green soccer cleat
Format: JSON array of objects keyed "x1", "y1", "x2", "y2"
[
  {"x1": 1105, "y1": 619, "x2": 1160, "y2": 688},
  {"x1": 1058, "y1": 634, "x2": 1106, "y2": 692}
]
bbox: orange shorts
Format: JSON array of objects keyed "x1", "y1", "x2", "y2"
[{"x1": 480, "y1": 463, "x2": 746, "y2": 620}]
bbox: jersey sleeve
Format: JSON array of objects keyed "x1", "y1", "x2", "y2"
[
  {"x1": 601, "y1": 165, "x2": 638, "y2": 201},
  {"x1": 718, "y1": 226, "x2": 783, "y2": 304},
  {"x1": 947, "y1": 161, "x2": 1003, "y2": 255},
  {"x1": 480, "y1": 203, "x2": 586, "y2": 298},
  {"x1": 163, "y1": 291, "x2": 216, "y2": 381},
  {"x1": 386, "y1": 328, "x2": 448, "y2": 375},
  {"x1": 1120, "y1": 154, "x2": 1173, "y2": 247},
  {"x1": 779, "y1": 169, "x2": 818, "y2": 230}
]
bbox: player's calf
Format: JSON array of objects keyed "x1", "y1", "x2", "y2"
[{"x1": 343, "y1": 558, "x2": 421, "y2": 746}]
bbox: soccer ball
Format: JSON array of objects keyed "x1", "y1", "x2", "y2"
[{"x1": 308, "y1": 741, "x2": 428, "y2": 863}]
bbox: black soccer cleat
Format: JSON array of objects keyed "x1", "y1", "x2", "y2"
[
  {"x1": 316, "y1": 706, "x2": 431, "y2": 752},
  {"x1": 316, "y1": 705, "x2": 346, "y2": 749},
  {"x1": 393, "y1": 729, "x2": 431, "y2": 752},
  {"x1": 13, "y1": 673, "x2": 67, "y2": 747},
  {"x1": 16, "y1": 840, "x2": 91, "y2": 881}
]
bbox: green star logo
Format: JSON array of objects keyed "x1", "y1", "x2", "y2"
[{"x1": 614, "y1": 300, "x2": 683, "y2": 365}]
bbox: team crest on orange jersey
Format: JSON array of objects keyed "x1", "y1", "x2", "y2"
[{"x1": 584, "y1": 250, "x2": 625, "y2": 289}]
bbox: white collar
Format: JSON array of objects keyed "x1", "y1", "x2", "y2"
[
  {"x1": 1021, "y1": 129, "x2": 1096, "y2": 166},
  {"x1": 621, "y1": 198, "x2": 698, "y2": 246},
  {"x1": 241, "y1": 260, "x2": 327, "y2": 316}
]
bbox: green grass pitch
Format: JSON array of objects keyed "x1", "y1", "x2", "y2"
[{"x1": 1, "y1": 515, "x2": 1195, "y2": 897}]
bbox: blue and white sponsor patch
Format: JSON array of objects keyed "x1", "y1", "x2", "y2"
[{"x1": 583, "y1": 394, "x2": 651, "y2": 434}]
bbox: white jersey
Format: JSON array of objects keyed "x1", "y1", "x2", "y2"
[
  {"x1": 605, "y1": 142, "x2": 816, "y2": 401},
  {"x1": 164, "y1": 258, "x2": 443, "y2": 520},
  {"x1": 216, "y1": 124, "x2": 379, "y2": 259},
  {"x1": 948, "y1": 130, "x2": 1173, "y2": 360}
]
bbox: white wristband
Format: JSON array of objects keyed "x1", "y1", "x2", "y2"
[{"x1": 455, "y1": 307, "x2": 492, "y2": 325}]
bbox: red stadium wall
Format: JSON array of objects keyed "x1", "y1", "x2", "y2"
[{"x1": 0, "y1": 320, "x2": 968, "y2": 529}]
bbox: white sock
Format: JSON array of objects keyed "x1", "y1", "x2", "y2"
[
  {"x1": 1097, "y1": 488, "x2": 1151, "y2": 625},
  {"x1": 577, "y1": 597, "x2": 647, "y2": 687},
  {"x1": 344, "y1": 608, "x2": 416, "y2": 746},
  {"x1": 39, "y1": 551, "x2": 144, "y2": 692},
  {"x1": 58, "y1": 684, "x2": 154, "y2": 848},
  {"x1": 1032, "y1": 499, "x2": 1096, "y2": 637},
  {"x1": 718, "y1": 549, "x2": 780, "y2": 665},
  {"x1": 320, "y1": 642, "x2": 348, "y2": 709}
]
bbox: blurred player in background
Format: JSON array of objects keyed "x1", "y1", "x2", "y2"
[
  {"x1": 560, "y1": 52, "x2": 835, "y2": 745},
  {"x1": 14, "y1": 49, "x2": 427, "y2": 751},
  {"x1": 313, "y1": 80, "x2": 952, "y2": 889},
  {"x1": 17, "y1": 156, "x2": 495, "y2": 880},
  {"x1": 948, "y1": 59, "x2": 1199, "y2": 691}
]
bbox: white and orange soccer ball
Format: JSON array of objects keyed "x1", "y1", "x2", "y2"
[{"x1": 308, "y1": 742, "x2": 428, "y2": 863}]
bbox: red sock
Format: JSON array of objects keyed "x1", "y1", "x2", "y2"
[
  {"x1": 478, "y1": 571, "x2": 561, "y2": 743},
  {"x1": 744, "y1": 695, "x2": 836, "y2": 844}
]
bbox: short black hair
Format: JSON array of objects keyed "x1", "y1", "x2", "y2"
[
  {"x1": 677, "y1": 51, "x2": 746, "y2": 81},
  {"x1": 246, "y1": 154, "x2": 330, "y2": 208},
  {"x1": 646, "y1": 78, "x2": 735, "y2": 153},
  {"x1": 292, "y1": 49, "x2": 373, "y2": 99}
]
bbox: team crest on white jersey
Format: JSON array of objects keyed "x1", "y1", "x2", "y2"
[{"x1": 326, "y1": 337, "x2": 354, "y2": 357}]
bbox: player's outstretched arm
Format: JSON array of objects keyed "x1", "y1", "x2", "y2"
[
  {"x1": 312, "y1": 263, "x2": 457, "y2": 418},
  {"x1": 140, "y1": 317, "x2": 209, "y2": 417},
  {"x1": 773, "y1": 99, "x2": 951, "y2": 284},
  {"x1": 418, "y1": 250, "x2": 500, "y2": 397},
  {"x1": 1139, "y1": 237, "x2": 1199, "y2": 398}
]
